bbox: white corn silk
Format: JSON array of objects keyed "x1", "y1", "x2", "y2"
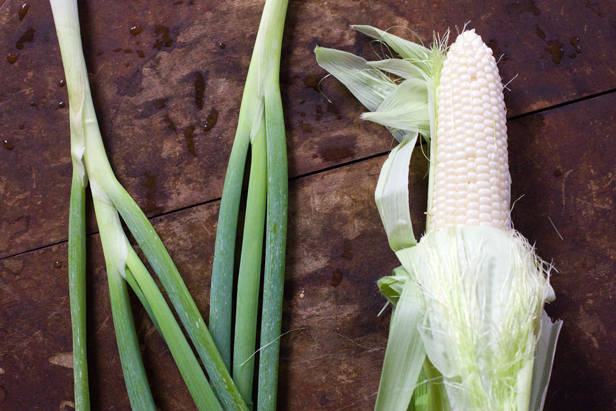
[{"x1": 397, "y1": 226, "x2": 551, "y2": 411}]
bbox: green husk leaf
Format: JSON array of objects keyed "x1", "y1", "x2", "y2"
[
  {"x1": 529, "y1": 312, "x2": 563, "y2": 411},
  {"x1": 375, "y1": 135, "x2": 419, "y2": 251},
  {"x1": 351, "y1": 25, "x2": 432, "y2": 74},
  {"x1": 314, "y1": 47, "x2": 395, "y2": 112},
  {"x1": 374, "y1": 280, "x2": 427, "y2": 411},
  {"x1": 367, "y1": 59, "x2": 425, "y2": 80},
  {"x1": 361, "y1": 78, "x2": 430, "y2": 136}
]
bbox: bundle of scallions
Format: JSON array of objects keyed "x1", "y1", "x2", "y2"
[
  {"x1": 50, "y1": 0, "x2": 287, "y2": 409},
  {"x1": 209, "y1": 0, "x2": 289, "y2": 408},
  {"x1": 316, "y1": 26, "x2": 562, "y2": 411}
]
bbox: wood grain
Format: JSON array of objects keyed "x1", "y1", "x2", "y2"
[
  {"x1": 0, "y1": 152, "x2": 428, "y2": 410},
  {"x1": 1, "y1": 90, "x2": 615, "y2": 409},
  {"x1": 1, "y1": 0, "x2": 615, "y2": 409},
  {"x1": 2, "y1": 0, "x2": 616, "y2": 257}
]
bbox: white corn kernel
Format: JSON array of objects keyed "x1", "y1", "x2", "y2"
[{"x1": 431, "y1": 30, "x2": 511, "y2": 230}]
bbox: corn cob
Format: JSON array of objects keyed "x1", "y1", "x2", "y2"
[
  {"x1": 316, "y1": 27, "x2": 561, "y2": 411},
  {"x1": 432, "y1": 31, "x2": 511, "y2": 230}
]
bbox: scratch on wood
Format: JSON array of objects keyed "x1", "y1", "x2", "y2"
[
  {"x1": 47, "y1": 295, "x2": 68, "y2": 319},
  {"x1": 335, "y1": 392, "x2": 378, "y2": 411},
  {"x1": 547, "y1": 217, "x2": 564, "y2": 240},
  {"x1": 95, "y1": 315, "x2": 111, "y2": 335},
  {"x1": 602, "y1": 173, "x2": 615, "y2": 189},
  {"x1": 362, "y1": 346, "x2": 385, "y2": 354},
  {"x1": 335, "y1": 332, "x2": 370, "y2": 349},
  {"x1": 574, "y1": 197, "x2": 612, "y2": 211}
]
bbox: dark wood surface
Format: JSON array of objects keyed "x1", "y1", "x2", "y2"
[{"x1": 1, "y1": 0, "x2": 615, "y2": 409}]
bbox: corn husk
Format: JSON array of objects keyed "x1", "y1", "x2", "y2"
[{"x1": 315, "y1": 26, "x2": 561, "y2": 411}]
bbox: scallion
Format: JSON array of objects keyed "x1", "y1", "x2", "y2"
[
  {"x1": 51, "y1": 0, "x2": 248, "y2": 409},
  {"x1": 209, "y1": 0, "x2": 289, "y2": 409}
]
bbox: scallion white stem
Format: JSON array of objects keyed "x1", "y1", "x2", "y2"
[
  {"x1": 210, "y1": 0, "x2": 289, "y2": 409},
  {"x1": 51, "y1": 0, "x2": 247, "y2": 409}
]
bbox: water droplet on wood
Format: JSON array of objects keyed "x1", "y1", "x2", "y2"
[
  {"x1": 59, "y1": 79, "x2": 66, "y2": 87},
  {"x1": 54, "y1": 261, "x2": 62, "y2": 269},
  {"x1": 153, "y1": 98, "x2": 167, "y2": 109},
  {"x1": 163, "y1": 114, "x2": 177, "y2": 132},
  {"x1": 330, "y1": 268, "x2": 343, "y2": 287},
  {"x1": 184, "y1": 125, "x2": 197, "y2": 157},
  {"x1": 130, "y1": 25, "x2": 143, "y2": 36},
  {"x1": 19, "y1": 4, "x2": 30, "y2": 21},
  {"x1": 203, "y1": 108, "x2": 218, "y2": 132},
  {"x1": 536, "y1": 26, "x2": 546, "y2": 40},
  {"x1": 219, "y1": 43, "x2": 226, "y2": 49},
  {"x1": 30, "y1": 101, "x2": 36, "y2": 107},
  {"x1": 194, "y1": 72, "x2": 206, "y2": 110},
  {"x1": 143, "y1": 172, "x2": 164, "y2": 215},
  {"x1": 505, "y1": 1, "x2": 540, "y2": 16},
  {"x1": 0, "y1": 385, "x2": 6, "y2": 405},
  {"x1": 58, "y1": 101, "x2": 66, "y2": 108},
  {"x1": 154, "y1": 25, "x2": 173, "y2": 49},
  {"x1": 303, "y1": 74, "x2": 321, "y2": 92},
  {"x1": 545, "y1": 40, "x2": 564, "y2": 64},
  {"x1": 15, "y1": 27, "x2": 35, "y2": 50},
  {"x1": 569, "y1": 37, "x2": 581, "y2": 54},
  {"x1": 4, "y1": 140, "x2": 14, "y2": 150},
  {"x1": 7, "y1": 54, "x2": 17, "y2": 64}
]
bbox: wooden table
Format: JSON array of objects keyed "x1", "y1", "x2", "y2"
[{"x1": 1, "y1": 0, "x2": 615, "y2": 409}]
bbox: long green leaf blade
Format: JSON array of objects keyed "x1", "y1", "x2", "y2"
[
  {"x1": 68, "y1": 169, "x2": 89, "y2": 411},
  {"x1": 233, "y1": 120, "x2": 267, "y2": 408},
  {"x1": 126, "y1": 250, "x2": 223, "y2": 411},
  {"x1": 256, "y1": 0, "x2": 289, "y2": 408},
  {"x1": 93, "y1": 199, "x2": 155, "y2": 411},
  {"x1": 111, "y1": 186, "x2": 248, "y2": 411},
  {"x1": 210, "y1": 55, "x2": 260, "y2": 372}
]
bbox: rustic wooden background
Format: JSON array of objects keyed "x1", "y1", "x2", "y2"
[{"x1": 1, "y1": 0, "x2": 615, "y2": 409}]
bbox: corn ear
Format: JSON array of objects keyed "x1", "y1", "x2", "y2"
[{"x1": 316, "y1": 26, "x2": 562, "y2": 411}]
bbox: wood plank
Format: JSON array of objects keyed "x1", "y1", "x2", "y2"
[
  {"x1": 3, "y1": 0, "x2": 616, "y2": 256},
  {"x1": 508, "y1": 93, "x2": 616, "y2": 410},
  {"x1": 1, "y1": 91, "x2": 615, "y2": 409},
  {"x1": 0, "y1": 151, "x2": 428, "y2": 410}
]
